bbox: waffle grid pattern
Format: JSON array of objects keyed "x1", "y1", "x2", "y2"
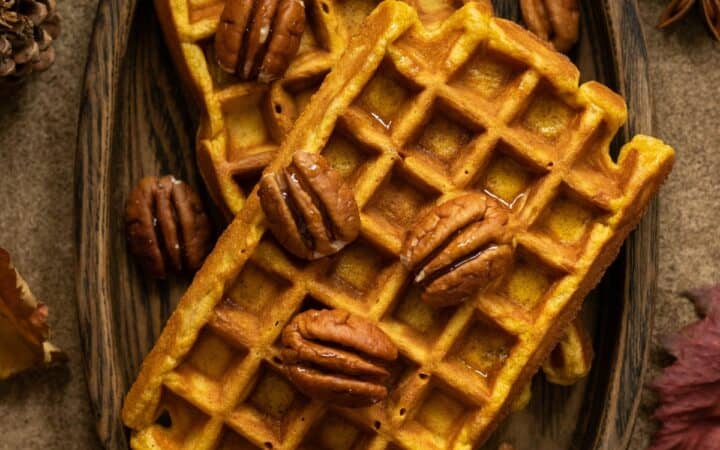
[
  {"x1": 126, "y1": 3, "x2": 674, "y2": 449},
  {"x1": 155, "y1": 0, "x2": 464, "y2": 215}
]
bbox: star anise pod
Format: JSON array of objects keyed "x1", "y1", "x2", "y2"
[{"x1": 658, "y1": 0, "x2": 720, "y2": 41}]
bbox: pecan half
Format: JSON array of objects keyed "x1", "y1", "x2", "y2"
[
  {"x1": 401, "y1": 193, "x2": 513, "y2": 307},
  {"x1": 125, "y1": 176, "x2": 213, "y2": 278},
  {"x1": 214, "y1": 0, "x2": 305, "y2": 83},
  {"x1": 258, "y1": 151, "x2": 360, "y2": 260},
  {"x1": 520, "y1": 0, "x2": 580, "y2": 53},
  {"x1": 281, "y1": 309, "x2": 398, "y2": 407}
]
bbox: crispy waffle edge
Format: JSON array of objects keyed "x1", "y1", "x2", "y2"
[{"x1": 125, "y1": 2, "x2": 675, "y2": 449}]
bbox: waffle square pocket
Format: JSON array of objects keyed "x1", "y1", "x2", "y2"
[{"x1": 124, "y1": 2, "x2": 674, "y2": 449}]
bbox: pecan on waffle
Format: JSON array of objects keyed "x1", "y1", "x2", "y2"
[
  {"x1": 153, "y1": 0, "x2": 491, "y2": 217},
  {"x1": 123, "y1": 2, "x2": 674, "y2": 448}
]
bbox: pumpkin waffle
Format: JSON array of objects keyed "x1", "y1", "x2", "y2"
[
  {"x1": 155, "y1": 0, "x2": 590, "y2": 386},
  {"x1": 153, "y1": 0, "x2": 487, "y2": 217},
  {"x1": 511, "y1": 317, "x2": 592, "y2": 412},
  {"x1": 123, "y1": 2, "x2": 674, "y2": 449}
]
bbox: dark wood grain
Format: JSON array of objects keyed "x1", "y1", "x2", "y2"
[
  {"x1": 75, "y1": 0, "x2": 657, "y2": 448},
  {"x1": 75, "y1": 0, "x2": 137, "y2": 448},
  {"x1": 588, "y1": 3, "x2": 657, "y2": 449},
  {"x1": 75, "y1": 1, "x2": 201, "y2": 448}
]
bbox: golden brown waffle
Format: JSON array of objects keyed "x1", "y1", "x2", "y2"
[
  {"x1": 512, "y1": 318, "x2": 593, "y2": 412},
  {"x1": 153, "y1": 0, "x2": 485, "y2": 217},
  {"x1": 542, "y1": 316, "x2": 592, "y2": 386},
  {"x1": 124, "y1": 2, "x2": 674, "y2": 448},
  {"x1": 155, "y1": 0, "x2": 589, "y2": 389}
]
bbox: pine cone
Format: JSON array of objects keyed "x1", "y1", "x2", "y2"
[{"x1": 0, "y1": 0, "x2": 61, "y2": 89}]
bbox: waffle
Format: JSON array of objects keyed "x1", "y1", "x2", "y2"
[
  {"x1": 124, "y1": 2, "x2": 674, "y2": 448},
  {"x1": 541, "y1": 316, "x2": 592, "y2": 386},
  {"x1": 511, "y1": 317, "x2": 592, "y2": 412},
  {"x1": 153, "y1": 0, "x2": 486, "y2": 217},
  {"x1": 155, "y1": 0, "x2": 591, "y2": 388}
]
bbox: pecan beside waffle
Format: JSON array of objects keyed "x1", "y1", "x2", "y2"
[
  {"x1": 520, "y1": 0, "x2": 580, "y2": 53},
  {"x1": 125, "y1": 176, "x2": 213, "y2": 278},
  {"x1": 215, "y1": 0, "x2": 306, "y2": 83},
  {"x1": 123, "y1": 3, "x2": 675, "y2": 447},
  {"x1": 281, "y1": 309, "x2": 398, "y2": 407},
  {"x1": 258, "y1": 151, "x2": 360, "y2": 260},
  {"x1": 401, "y1": 193, "x2": 514, "y2": 307}
]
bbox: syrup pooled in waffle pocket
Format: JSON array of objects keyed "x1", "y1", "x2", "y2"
[
  {"x1": 155, "y1": 0, "x2": 589, "y2": 382},
  {"x1": 153, "y1": 0, "x2": 485, "y2": 217},
  {"x1": 124, "y1": 1, "x2": 674, "y2": 448},
  {"x1": 155, "y1": 0, "x2": 587, "y2": 402}
]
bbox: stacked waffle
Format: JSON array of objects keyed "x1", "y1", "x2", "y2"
[
  {"x1": 124, "y1": 1, "x2": 674, "y2": 449},
  {"x1": 154, "y1": 0, "x2": 480, "y2": 217}
]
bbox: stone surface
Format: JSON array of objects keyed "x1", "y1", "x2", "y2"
[
  {"x1": 0, "y1": 0, "x2": 717, "y2": 449},
  {"x1": 0, "y1": 0, "x2": 101, "y2": 449}
]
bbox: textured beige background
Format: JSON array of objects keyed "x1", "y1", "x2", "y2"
[{"x1": 0, "y1": 0, "x2": 717, "y2": 449}]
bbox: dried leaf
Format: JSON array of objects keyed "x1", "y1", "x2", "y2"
[
  {"x1": 0, "y1": 247, "x2": 66, "y2": 379},
  {"x1": 649, "y1": 284, "x2": 720, "y2": 449},
  {"x1": 702, "y1": 0, "x2": 720, "y2": 40}
]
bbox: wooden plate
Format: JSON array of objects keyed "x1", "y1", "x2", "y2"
[{"x1": 75, "y1": 1, "x2": 657, "y2": 449}]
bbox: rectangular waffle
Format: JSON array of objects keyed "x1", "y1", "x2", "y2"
[
  {"x1": 151, "y1": 0, "x2": 617, "y2": 385},
  {"x1": 153, "y1": 0, "x2": 480, "y2": 217},
  {"x1": 124, "y1": 2, "x2": 674, "y2": 448},
  {"x1": 157, "y1": 0, "x2": 592, "y2": 394}
]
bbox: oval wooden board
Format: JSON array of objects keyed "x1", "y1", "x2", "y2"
[{"x1": 75, "y1": 1, "x2": 657, "y2": 449}]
